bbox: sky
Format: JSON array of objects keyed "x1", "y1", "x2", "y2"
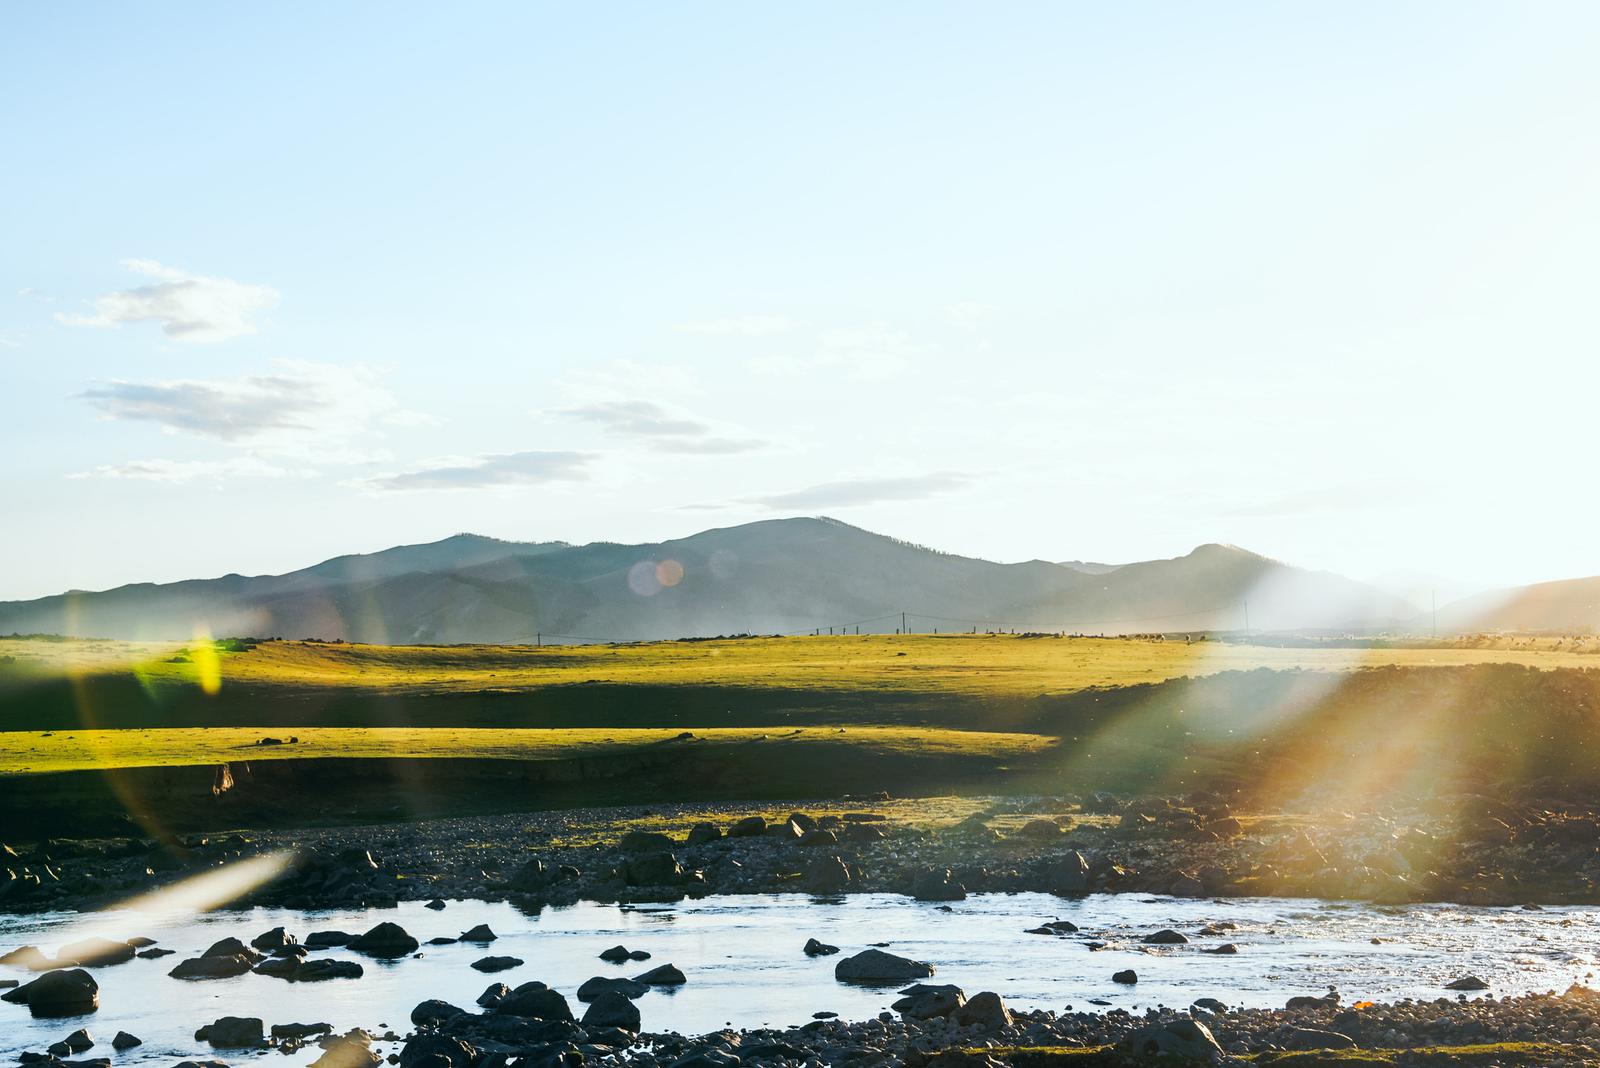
[{"x1": 4, "y1": 3, "x2": 1600, "y2": 602}]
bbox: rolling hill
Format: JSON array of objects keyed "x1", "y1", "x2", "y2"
[{"x1": 0, "y1": 517, "x2": 1420, "y2": 643}]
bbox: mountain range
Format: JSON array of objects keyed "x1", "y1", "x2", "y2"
[{"x1": 0, "y1": 517, "x2": 1591, "y2": 643}]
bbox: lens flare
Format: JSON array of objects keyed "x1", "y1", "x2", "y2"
[{"x1": 656, "y1": 559, "x2": 684, "y2": 588}]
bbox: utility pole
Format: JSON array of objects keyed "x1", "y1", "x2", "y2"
[
  {"x1": 536, "y1": 632, "x2": 541, "y2": 647},
  {"x1": 902, "y1": 611, "x2": 907, "y2": 635}
]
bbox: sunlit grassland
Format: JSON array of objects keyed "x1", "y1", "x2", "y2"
[
  {"x1": 3, "y1": 633, "x2": 1595, "y2": 701},
  {"x1": 0, "y1": 724, "x2": 1054, "y2": 775}
]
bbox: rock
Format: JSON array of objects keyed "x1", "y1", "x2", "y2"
[
  {"x1": 769, "y1": 818, "x2": 803, "y2": 839},
  {"x1": 1142, "y1": 929, "x2": 1189, "y2": 944},
  {"x1": 348, "y1": 922, "x2": 419, "y2": 957},
  {"x1": 495, "y1": 981, "x2": 574, "y2": 1020},
  {"x1": 634, "y1": 962, "x2": 687, "y2": 985},
  {"x1": 1204, "y1": 942, "x2": 1239, "y2": 955},
  {"x1": 578, "y1": 975, "x2": 650, "y2": 1000},
  {"x1": 135, "y1": 947, "x2": 174, "y2": 959},
  {"x1": 1112, "y1": 969, "x2": 1138, "y2": 985},
  {"x1": 625, "y1": 851, "x2": 684, "y2": 886},
  {"x1": 1047, "y1": 850, "x2": 1092, "y2": 894},
  {"x1": 57, "y1": 938, "x2": 135, "y2": 967},
  {"x1": 844, "y1": 823, "x2": 886, "y2": 842},
  {"x1": 667, "y1": 1053, "x2": 741, "y2": 1068},
  {"x1": 805, "y1": 855, "x2": 851, "y2": 894},
  {"x1": 686, "y1": 822, "x2": 723, "y2": 847},
  {"x1": 893, "y1": 983, "x2": 966, "y2": 1019},
  {"x1": 788, "y1": 811, "x2": 818, "y2": 832},
  {"x1": 471, "y1": 955, "x2": 524, "y2": 972},
  {"x1": 1192, "y1": 997, "x2": 1228, "y2": 1015},
  {"x1": 425, "y1": 899, "x2": 447, "y2": 910},
  {"x1": 111, "y1": 1033, "x2": 142, "y2": 1050},
  {"x1": 2, "y1": 969, "x2": 100, "y2": 1015},
  {"x1": 250, "y1": 926, "x2": 297, "y2": 951},
  {"x1": 1287, "y1": 993, "x2": 1340, "y2": 1010},
  {"x1": 459, "y1": 923, "x2": 497, "y2": 942},
  {"x1": 170, "y1": 954, "x2": 255, "y2": 979},
  {"x1": 954, "y1": 991, "x2": 1012, "y2": 1030},
  {"x1": 1019, "y1": 818, "x2": 1064, "y2": 840},
  {"x1": 799, "y1": 829, "x2": 837, "y2": 848},
  {"x1": 62, "y1": 1029, "x2": 93, "y2": 1052},
  {"x1": 293, "y1": 958, "x2": 363, "y2": 981},
  {"x1": 305, "y1": 930, "x2": 356, "y2": 948},
  {"x1": 582, "y1": 989, "x2": 642, "y2": 1031},
  {"x1": 1286, "y1": 1028, "x2": 1358, "y2": 1050},
  {"x1": 1125, "y1": 1019, "x2": 1222, "y2": 1060},
  {"x1": 397, "y1": 1035, "x2": 479, "y2": 1068},
  {"x1": 804, "y1": 938, "x2": 840, "y2": 956},
  {"x1": 410, "y1": 999, "x2": 466, "y2": 1026},
  {"x1": 202, "y1": 936, "x2": 262, "y2": 962},
  {"x1": 476, "y1": 982, "x2": 511, "y2": 1007},
  {"x1": 311, "y1": 1036, "x2": 381, "y2": 1068},
  {"x1": 599, "y1": 945, "x2": 633, "y2": 962},
  {"x1": 0, "y1": 945, "x2": 50, "y2": 969},
  {"x1": 911, "y1": 868, "x2": 966, "y2": 902},
  {"x1": 620, "y1": 830, "x2": 677, "y2": 852},
  {"x1": 835, "y1": 949, "x2": 935, "y2": 983},
  {"x1": 1447, "y1": 976, "x2": 1489, "y2": 991},
  {"x1": 272, "y1": 1022, "x2": 335, "y2": 1040},
  {"x1": 195, "y1": 1016, "x2": 266, "y2": 1047},
  {"x1": 253, "y1": 957, "x2": 301, "y2": 979},
  {"x1": 728, "y1": 815, "x2": 767, "y2": 837}
]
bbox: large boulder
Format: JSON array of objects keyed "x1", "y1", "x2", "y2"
[
  {"x1": 398, "y1": 1035, "x2": 478, "y2": 1068},
  {"x1": 805, "y1": 855, "x2": 851, "y2": 895},
  {"x1": 582, "y1": 990, "x2": 642, "y2": 1031},
  {"x1": 686, "y1": 823, "x2": 723, "y2": 847},
  {"x1": 471, "y1": 955, "x2": 523, "y2": 973},
  {"x1": 201, "y1": 937, "x2": 263, "y2": 962},
  {"x1": 1018, "y1": 818, "x2": 1064, "y2": 841},
  {"x1": 250, "y1": 927, "x2": 297, "y2": 952},
  {"x1": 1, "y1": 968, "x2": 99, "y2": 1015},
  {"x1": 495, "y1": 981, "x2": 574, "y2": 1020},
  {"x1": 170, "y1": 954, "x2": 255, "y2": 980},
  {"x1": 348, "y1": 922, "x2": 418, "y2": 957},
  {"x1": 311, "y1": 1036, "x2": 381, "y2": 1068},
  {"x1": 955, "y1": 991, "x2": 1012, "y2": 1030},
  {"x1": 459, "y1": 924, "x2": 496, "y2": 943},
  {"x1": 293, "y1": 958, "x2": 363, "y2": 981},
  {"x1": 620, "y1": 830, "x2": 677, "y2": 853},
  {"x1": 911, "y1": 868, "x2": 966, "y2": 902},
  {"x1": 892, "y1": 983, "x2": 965, "y2": 1019},
  {"x1": 410, "y1": 999, "x2": 466, "y2": 1026},
  {"x1": 1124, "y1": 1019, "x2": 1223, "y2": 1061},
  {"x1": 578, "y1": 975, "x2": 649, "y2": 1001},
  {"x1": 835, "y1": 949, "x2": 935, "y2": 984},
  {"x1": 195, "y1": 1016, "x2": 266, "y2": 1047},
  {"x1": 728, "y1": 816, "x2": 766, "y2": 838},
  {"x1": 624, "y1": 851, "x2": 684, "y2": 886},
  {"x1": 57, "y1": 937, "x2": 136, "y2": 967},
  {"x1": 634, "y1": 963, "x2": 686, "y2": 985},
  {"x1": 1048, "y1": 850, "x2": 1092, "y2": 894}
]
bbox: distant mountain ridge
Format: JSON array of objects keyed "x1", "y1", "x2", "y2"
[{"x1": 0, "y1": 517, "x2": 1436, "y2": 643}]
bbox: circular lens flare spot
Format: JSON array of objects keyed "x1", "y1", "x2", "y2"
[
  {"x1": 628, "y1": 559, "x2": 662, "y2": 597},
  {"x1": 656, "y1": 559, "x2": 684, "y2": 588}
]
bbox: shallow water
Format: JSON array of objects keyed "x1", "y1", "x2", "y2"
[{"x1": 2, "y1": 892, "x2": 1597, "y2": 1063}]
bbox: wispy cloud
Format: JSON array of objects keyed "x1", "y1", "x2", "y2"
[
  {"x1": 560, "y1": 399, "x2": 765, "y2": 454},
  {"x1": 79, "y1": 361, "x2": 415, "y2": 462},
  {"x1": 746, "y1": 472, "x2": 971, "y2": 510},
  {"x1": 57, "y1": 260, "x2": 278, "y2": 343},
  {"x1": 674, "y1": 315, "x2": 795, "y2": 337},
  {"x1": 359, "y1": 450, "x2": 592, "y2": 491},
  {"x1": 68, "y1": 457, "x2": 293, "y2": 483},
  {"x1": 754, "y1": 323, "x2": 925, "y2": 381}
]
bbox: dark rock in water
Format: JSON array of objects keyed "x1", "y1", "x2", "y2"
[
  {"x1": 1286, "y1": 1028, "x2": 1358, "y2": 1050},
  {"x1": 1142, "y1": 929, "x2": 1189, "y2": 945},
  {"x1": 425, "y1": 899, "x2": 447, "y2": 910},
  {"x1": 728, "y1": 815, "x2": 766, "y2": 838},
  {"x1": 582, "y1": 989, "x2": 642, "y2": 1031},
  {"x1": 1192, "y1": 997, "x2": 1228, "y2": 1015},
  {"x1": 577, "y1": 975, "x2": 649, "y2": 1001},
  {"x1": 476, "y1": 982, "x2": 510, "y2": 1007},
  {"x1": 253, "y1": 957, "x2": 301, "y2": 979},
  {"x1": 634, "y1": 962, "x2": 687, "y2": 985},
  {"x1": 1125, "y1": 1019, "x2": 1222, "y2": 1060},
  {"x1": 471, "y1": 955, "x2": 523, "y2": 973},
  {"x1": 666, "y1": 1051, "x2": 741, "y2": 1068},
  {"x1": 804, "y1": 938, "x2": 840, "y2": 956},
  {"x1": 170, "y1": 954, "x2": 254, "y2": 979},
  {"x1": 835, "y1": 949, "x2": 935, "y2": 983},
  {"x1": 411, "y1": 999, "x2": 466, "y2": 1026},
  {"x1": 57, "y1": 937, "x2": 136, "y2": 967},
  {"x1": 426, "y1": 936, "x2": 457, "y2": 945},
  {"x1": 348, "y1": 922, "x2": 418, "y2": 957},
  {"x1": 1112, "y1": 969, "x2": 1138, "y2": 985},
  {"x1": 625, "y1": 851, "x2": 684, "y2": 886},
  {"x1": 620, "y1": 830, "x2": 677, "y2": 853},
  {"x1": 194, "y1": 1015, "x2": 266, "y2": 1047},
  {"x1": 892, "y1": 983, "x2": 966, "y2": 1019},
  {"x1": 955, "y1": 990, "x2": 1012, "y2": 1029},
  {"x1": 293, "y1": 958, "x2": 363, "y2": 981},
  {"x1": 397, "y1": 1035, "x2": 478, "y2": 1068},
  {"x1": 1047, "y1": 850, "x2": 1092, "y2": 895},
  {"x1": 494, "y1": 981, "x2": 574, "y2": 1020},
  {"x1": 911, "y1": 868, "x2": 966, "y2": 902},
  {"x1": 686, "y1": 822, "x2": 722, "y2": 847},
  {"x1": 0, "y1": 945, "x2": 49, "y2": 969},
  {"x1": 805, "y1": 855, "x2": 851, "y2": 895},
  {"x1": 1204, "y1": 942, "x2": 1239, "y2": 955},
  {"x1": 504, "y1": 858, "x2": 548, "y2": 892},
  {"x1": 1, "y1": 968, "x2": 100, "y2": 1015},
  {"x1": 309, "y1": 1035, "x2": 380, "y2": 1068},
  {"x1": 304, "y1": 930, "x2": 355, "y2": 948},
  {"x1": 459, "y1": 923, "x2": 497, "y2": 943},
  {"x1": 598, "y1": 945, "x2": 633, "y2": 962},
  {"x1": 1446, "y1": 975, "x2": 1489, "y2": 991},
  {"x1": 202, "y1": 936, "x2": 262, "y2": 962},
  {"x1": 172, "y1": 1062, "x2": 229, "y2": 1068},
  {"x1": 251, "y1": 927, "x2": 297, "y2": 951},
  {"x1": 111, "y1": 1033, "x2": 142, "y2": 1050},
  {"x1": 62, "y1": 1028, "x2": 94, "y2": 1051},
  {"x1": 134, "y1": 947, "x2": 174, "y2": 959},
  {"x1": 271, "y1": 1022, "x2": 334, "y2": 1040}
]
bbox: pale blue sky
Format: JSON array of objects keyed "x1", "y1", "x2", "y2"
[{"x1": 4, "y1": 3, "x2": 1599, "y2": 601}]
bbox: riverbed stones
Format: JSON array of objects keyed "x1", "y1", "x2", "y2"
[
  {"x1": 471, "y1": 955, "x2": 523, "y2": 972},
  {"x1": 195, "y1": 1015, "x2": 266, "y2": 1047},
  {"x1": 634, "y1": 962, "x2": 687, "y2": 985},
  {"x1": 578, "y1": 975, "x2": 649, "y2": 1000},
  {"x1": 348, "y1": 921, "x2": 418, "y2": 957},
  {"x1": 835, "y1": 949, "x2": 934, "y2": 983},
  {"x1": 2, "y1": 968, "x2": 100, "y2": 1015},
  {"x1": 582, "y1": 989, "x2": 643, "y2": 1031}
]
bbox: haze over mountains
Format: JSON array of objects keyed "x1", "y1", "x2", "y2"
[{"x1": 0, "y1": 517, "x2": 1589, "y2": 643}]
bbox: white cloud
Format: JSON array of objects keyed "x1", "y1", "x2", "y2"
[
  {"x1": 358, "y1": 450, "x2": 593, "y2": 492},
  {"x1": 754, "y1": 323, "x2": 925, "y2": 381},
  {"x1": 57, "y1": 259, "x2": 279, "y2": 343},
  {"x1": 674, "y1": 315, "x2": 795, "y2": 337},
  {"x1": 79, "y1": 360, "x2": 415, "y2": 460},
  {"x1": 560, "y1": 399, "x2": 765, "y2": 454},
  {"x1": 68, "y1": 457, "x2": 293, "y2": 483},
  {"x1": 746, "y1": 472, "x2": 972, "y2": 510}
]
